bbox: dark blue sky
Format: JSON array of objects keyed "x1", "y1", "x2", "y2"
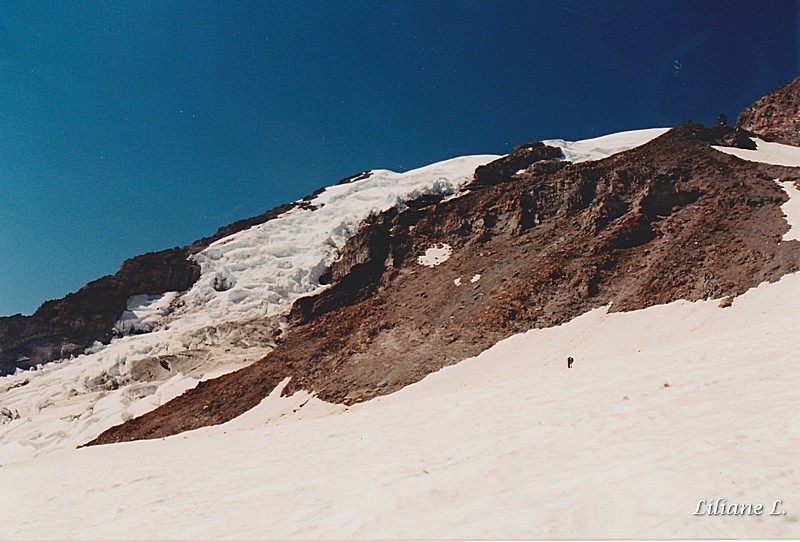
[{"x1": 1, "y1": 0, "x2": 798, "y2": 316}]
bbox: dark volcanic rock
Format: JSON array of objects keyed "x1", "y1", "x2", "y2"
[
  {"x1": 721, "y1": 128, "x2": 758, "y2": 150},
  {"x1": 704, "y1": 113, "x2": 757, "y2": 150},
  {"x1": 88, "y1": 120, "x2": 800, "y2": 446},
  {"x1": 736, "y1": 75, "x2": 800, "y2": 146},
  {"x1": 470, "y1": 142, "x2": 565, "y2": 188}
]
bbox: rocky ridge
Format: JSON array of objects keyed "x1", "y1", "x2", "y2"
[
  {"x1": 88, "y1": 115, "x2": 800, "y2": 445},
  {"x1": 736, "y1": 75, "x2": 800, "y2": 146}
]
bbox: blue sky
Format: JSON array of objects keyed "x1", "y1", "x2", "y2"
[{"x1": 1, "y1": 0, "x2": 798, "y2": 316}]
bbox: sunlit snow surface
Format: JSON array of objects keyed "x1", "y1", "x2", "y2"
[
  {"x1": 1, "y1": 272, "x2": 799, "y2": 539},
  {"x1": 713, "y1": 137, "x2": 800, "y2": 167},
  {"x1": 544, "y1": 127, "x2": 669, "y2": 163}
]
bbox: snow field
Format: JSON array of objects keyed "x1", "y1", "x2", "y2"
[
  {"x1": 1, "y1": 272, "x2": 798, "y2": 539},
  {"x1": 1, "y1": 135, "x2": 798, "y2": 538}
]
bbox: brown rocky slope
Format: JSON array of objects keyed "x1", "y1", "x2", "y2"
[
  {"x1": 87, "y1": 119, "x2": 800, "y2": 446},
  {"x1": 736, "y1": 75, "x2": 800, "y2": 146}
]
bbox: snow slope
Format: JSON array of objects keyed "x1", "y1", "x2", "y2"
[
  {"x1": 713, "y1": 137, "x2": 800, "y2": 167},
  {"x1": 1, "y1": 270, "x2": 798, "y2": 539},
  {"x1": 544, "y1": 127, "x2": 669, "y2": 163},
  {"x1": 0, "y1": 130, "x2": 665, "y2": 465},
  {"x1": 0, "y1": 127, "x2": 798, "y2": 539}
]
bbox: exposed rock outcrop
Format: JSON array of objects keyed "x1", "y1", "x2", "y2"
[
  {"x1": 736, "y1": 75, "x2": 800, "y2": 146},
  {"x1": 469, "y1": 142, "x2": 565, "y2": 189}
]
